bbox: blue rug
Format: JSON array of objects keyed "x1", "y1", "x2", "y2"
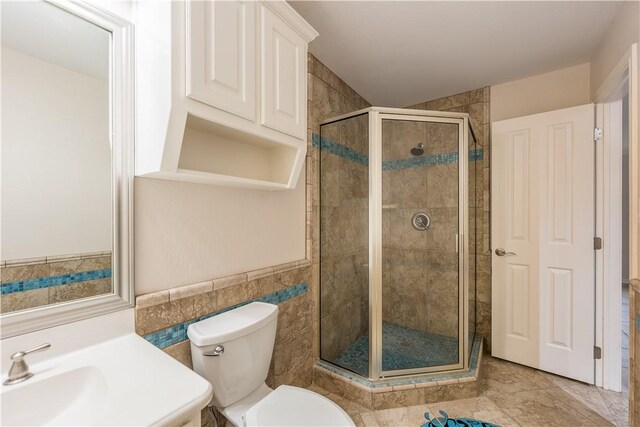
[
  {"x1": 422, "y1": 411, "x2": 500, "y2": 427},
  {"x1": 332, "y1": 321, "x2": 459, "y2": 375}
]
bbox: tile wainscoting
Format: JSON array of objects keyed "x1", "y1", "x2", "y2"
[
  {"x1": 630, "y1": 278, "x2": 639, "y2": 425},
  {"x1": 135, "y1": 259, "x2": 314, "y2": 389},
  {"x1": 143, "y1": 282, "x2": 308, "y2": 349},
  {"x1": 0, "y1": 252, "x2": 112, "y2": 312}
]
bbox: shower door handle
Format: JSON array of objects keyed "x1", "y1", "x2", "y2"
[{"x1": 495, "y1": 248, "x2": 517, "y2": 257}]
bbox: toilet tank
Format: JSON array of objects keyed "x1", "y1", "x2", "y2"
[{"x1": 187, "y1": 302, "x2": 278, "y2": 408}]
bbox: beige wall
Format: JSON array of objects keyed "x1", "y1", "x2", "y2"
[
  {"x1": 134, "y1": 174, "x2": 306, "y2": 295},
  {"x1": 490, "y1": 63, "x2": 591, "y2": 122},
  {"x1": 1, "y1": 47, "x2": 111, "y2": 260},
  {"x1": 590, "y1": 3, "x2": 639, "y2": 291},
  {"x1": 590, "y1": 0, "x2": 640, "y2": 97},
  {"x1": 490, "y1": 2, "x2": 638, "y2": 121}
]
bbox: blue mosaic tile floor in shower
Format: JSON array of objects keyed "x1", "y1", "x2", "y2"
[{"x1": 333, "y1": 322, "x2": 459, "y2": 376}]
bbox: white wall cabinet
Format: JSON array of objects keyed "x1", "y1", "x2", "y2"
[
  {"x1": 136, "y1": 0, "x2": 318, "y2": 190},
  {"x1": 186, "y1": 0, "x2": 256, "y2": 121},
  {"x1": 260, "y1": 4, "x2": 306, "y2": 138}
]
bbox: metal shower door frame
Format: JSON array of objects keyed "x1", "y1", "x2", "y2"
[
  {"x1": 367, "y1": 108, "x2": 470, "y2": 380},
  {"x1": 318, "y1": 107, "x2": 471, "y2": 381}
]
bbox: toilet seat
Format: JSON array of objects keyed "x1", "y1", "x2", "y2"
[{"x1": 243, "y1": 385, "x2": 355, "y2": 427}]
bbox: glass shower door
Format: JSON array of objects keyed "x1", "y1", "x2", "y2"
[
  {"x1": 378, "y1": 115, "x2": 464, "y2": 375},
  {"x1": 319, "y1": 113, "x2": 370, "y2": 377}
]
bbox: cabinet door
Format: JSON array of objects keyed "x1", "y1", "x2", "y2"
[
  {"x1": 186, "y1": 0, "x2": 256, "y2": 121},
  {"x1": 260, "y1": 5, "x2": 306, "y2": 139}
]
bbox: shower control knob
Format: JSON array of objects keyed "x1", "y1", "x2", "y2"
[{"x1": 412, "y1": 212, "x2": 430, "y2": 231}]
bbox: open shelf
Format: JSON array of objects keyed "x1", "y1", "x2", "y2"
[{"x1": 171, "y1": 114, "x2": 302, "y2": 190}]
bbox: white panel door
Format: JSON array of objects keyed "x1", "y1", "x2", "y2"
[
  {"x1": 260, "y1": 4, "x2": 306, "y2": 139},
  {"x1": 186, "y1": 0, "x2": 256, "y2": 121},
  {"x1": 492, "y1": 125, "x2": 540, "y2": 365},
  {"x1": 492, "y1": 104, "x2": 595, "y2": 383}
]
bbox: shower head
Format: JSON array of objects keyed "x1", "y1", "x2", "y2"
[{"x1": 410, "y1": 143, "x2": 424, "y2": 156}]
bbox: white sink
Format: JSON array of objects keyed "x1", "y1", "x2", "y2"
[
  {"x1": 1, "y1": 334, "x2": 212, "y2": 426},
  {"x1": 2, "y1": 366, "x2": 108, "y2": 426}
]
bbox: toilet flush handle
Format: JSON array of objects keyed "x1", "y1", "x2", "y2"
[{"x1": 204, "y1": 345, "x2": 224, "y2": 357}]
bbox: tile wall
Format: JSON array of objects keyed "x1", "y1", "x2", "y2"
[
  {"x1": 0, "y1": 253, "x2": 112, "y2": 313},
  {"x1": 135, "y1": 261, "x2": 313, "y2": 389},
  {"x1": 406, "y1": 89, "x2": 492, "y2": 349},
  {"x1": 307, "y1": 56, "x2": 371, "y2": 363},
  {"x1": 318, "y1": 116, "x2": 370, "y2": 361},
  {"x1": 313, "y1": 84, "x2": 492, "y2": 364},
  {"x1": 381, "y1": 119, "x2": 462, "y2": 338}
]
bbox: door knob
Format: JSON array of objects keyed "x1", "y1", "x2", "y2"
[{"x1": 495, "y1": 248, "x2": 517, "y2": 257}]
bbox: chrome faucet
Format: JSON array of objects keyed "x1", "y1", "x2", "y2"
[{"x1": 3, "y1": 343, "x2": 51, "y2": 386}]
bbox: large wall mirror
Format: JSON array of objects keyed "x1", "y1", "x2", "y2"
[{"x1": 0, "y1": 0, "x2": 133, "y2": 338}]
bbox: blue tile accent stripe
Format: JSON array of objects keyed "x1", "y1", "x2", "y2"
[
  {"x1": 317, "y1": 335, "x2": 483, "y2": 388},
  {"x1": 1, "y1": 269, "x2": 112, "y2": 295},
  {"x1": 313, "y1": 133, "x2": 483, "y2": 170},
  {"x1": 334, "y1": 322, "x2": 459, "y2": 376},
  {"x1": 144, "y1": 282, "x2": 308, "y2": 349},
  {"x1": 313, "y1": 133, "x2": 368, "y2": 165},
  {"x1": 382, "y1": 149, "x2": 483, "y2": 170}
]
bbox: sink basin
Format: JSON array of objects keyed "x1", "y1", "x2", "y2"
[
  {"x1": 1, "y1": 366, "x2": 108, "y2": 426},
  {"x1": 0, "y1": 334, "x2": 212, "y2": 426}
]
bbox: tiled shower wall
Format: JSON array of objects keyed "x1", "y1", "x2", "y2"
[
  {"x1": 406, "y1": 89, "x2": 492, "y2": 349},
  {"x1": 318, "y1": 116, "x2": 370, "y2": 361},
  {"x1": 0, "y1": 253, "x2": 112, "y2": 313},
  {"x1": 308, "y1": 57, "x2": 371, "y2": 362},
  {"x1": 313, "y1": 84, "x2": 492, "y2": 359},
  {"x1": 381, "y1": 120, "x2": 462, "y2": 339}
]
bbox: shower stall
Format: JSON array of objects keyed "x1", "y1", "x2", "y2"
[{"x1": 319, "y1": 107, "x2": 479, "y2": 380}]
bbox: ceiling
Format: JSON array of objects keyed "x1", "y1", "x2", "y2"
[
  {"x1": 1, "y1": 1, "x2": 109, "y2": 80},
  {"x1": 290, "y1": 1, "x2": 623, "y2": 107}
]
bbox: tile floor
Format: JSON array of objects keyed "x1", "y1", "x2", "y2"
[
  {"x1": 332, "y1": 322, "x2": 459, "y2": 376},
  {"x1": 311, "y1": 355, "x2": 630, "y2": 426},
  {"x1": 210, "y1": 287, "x2": 631, "y2": 426}
]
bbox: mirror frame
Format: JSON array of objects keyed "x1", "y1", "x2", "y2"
[{"x1": 0, "y1": 0, "x2": 134, "y2": 339}]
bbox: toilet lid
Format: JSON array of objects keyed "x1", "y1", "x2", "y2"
[{"x1": 244, "y1": 385, "x2": 355, "y2": 427}]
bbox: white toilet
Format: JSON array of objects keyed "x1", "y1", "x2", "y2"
[{"x1": 187, "y1": 301, "x2": 355, "y2": 427}]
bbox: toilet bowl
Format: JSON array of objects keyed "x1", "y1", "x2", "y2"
[{"x1": 187, "y1": 302, "x2": 354, "y2": 427}]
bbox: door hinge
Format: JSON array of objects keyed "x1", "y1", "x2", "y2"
[
  {"x1": 594, "y1": 237, "x2": 603, "y2": 250},
  {"x1": 594, "y1": 127, "x2": 603, "y2": 141},
  {"x1": 594, "y1": 346, "x2": 602, "y2": 359}
]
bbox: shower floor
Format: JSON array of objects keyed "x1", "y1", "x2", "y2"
[{"x1": 332, "y1": 321, "x2": 459, "y2": 376}]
